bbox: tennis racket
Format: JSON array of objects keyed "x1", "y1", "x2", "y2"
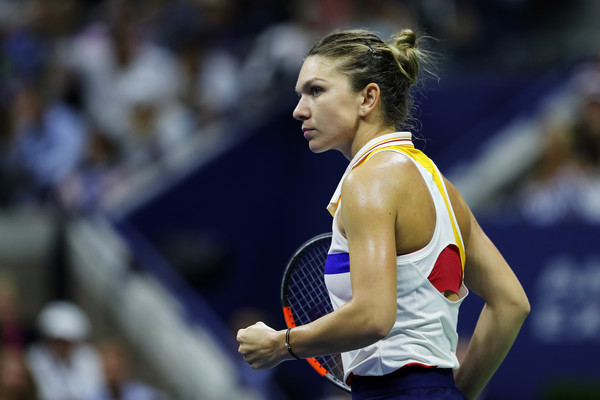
[{"x1": 280, "y1": 232, "x2": 350, "y2": 393}]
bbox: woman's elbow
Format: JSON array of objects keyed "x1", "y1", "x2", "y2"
[
  {"x1": 518, "y1": 296, "x2": 531, "y2": 321},
  {"x1": 352, "y1": 308, "x2": 395, "y2": 342},
  {"x1": 350, "y1": 296, "x2": 396, "y2": 342},
  {"x1": 486, "y1": 288, "x2": 530, "y2": 326},
  {"x1": 372, "y1": 321, "x2": 394, "y2": 341},
  {"x1": 508, "y1": 291, "x2": 531, "y2": 324},
  {"x1": 368, "y1": 310, "x2": 396, "y2": 341}
]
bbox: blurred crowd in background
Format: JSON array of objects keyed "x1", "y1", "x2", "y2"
[
  {"x1": 1, "y1": 0, "x2": 599, "y2": 398},
  {"x1": 1, "y1": 270, "x2": 169, "y2": 399},
  {"x1": 509, "y1": 56, "x2": 600, "y2": 225},
  {"x1": 0, "y1": 0, "x2": 596, "y2": 216}
]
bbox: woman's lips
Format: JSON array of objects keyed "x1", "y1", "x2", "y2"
[{"x1": 303, "y1": 128, "x2": 314, "y2": 139}]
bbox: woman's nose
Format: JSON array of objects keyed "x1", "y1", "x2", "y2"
[{"x1": 293, "y1": 98, "x2": 309, "y2": 121}]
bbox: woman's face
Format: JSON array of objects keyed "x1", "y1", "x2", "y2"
[{"x1": 293, "y1": 55, "x2": 363, "y2": 158}]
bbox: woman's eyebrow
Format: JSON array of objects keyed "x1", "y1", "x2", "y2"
[{"x1": 295, "y1": 78, "x2": 326, "y2": 95}]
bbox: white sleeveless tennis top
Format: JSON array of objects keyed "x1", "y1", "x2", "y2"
[{"x1": 324, "y1": 132, "x2": 468, "y2": 383}]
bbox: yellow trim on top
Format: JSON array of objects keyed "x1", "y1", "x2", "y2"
[{"x1": 362, "y1": 145, "x2": 466, "y2": 270}]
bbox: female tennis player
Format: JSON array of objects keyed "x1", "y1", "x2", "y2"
[{"x1": 237, "y1": 28, "x2": 530, "y2": 400}]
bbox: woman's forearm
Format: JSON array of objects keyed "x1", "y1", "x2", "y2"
[
  {"x1": 288, "y1": 298, "x2": 394, "y2": 359},
  {"x1": 455, "y1": 301, "x2": 530, "y2": 399},
  {"x1": 237, "y1": 296, "x2": 395, "y2": 369}
]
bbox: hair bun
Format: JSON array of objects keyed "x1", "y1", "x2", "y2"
[
  {"x1": 387, "y1": 29, "x2": 420, "y2": 85},
  {"x1": 394, "y1": 29, "x2": 417, "y2": 50}
]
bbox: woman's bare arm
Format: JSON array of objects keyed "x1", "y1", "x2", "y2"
[
  {"x1": 237, "y1": 155, "x2": 407, "y2": 369},
  {"x1": 447, "y1": 181, "x2": 531, "y2": 399}
]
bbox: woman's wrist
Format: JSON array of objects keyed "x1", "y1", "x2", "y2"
[{"x1": 284, "y1": 328, "x2": 301, "y2": 360}]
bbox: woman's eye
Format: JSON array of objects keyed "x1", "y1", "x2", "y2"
[{"x1": 311, "y1": 87, "x2": 323, "y2": 96}]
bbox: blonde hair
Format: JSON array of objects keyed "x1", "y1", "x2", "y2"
[{"x1": 307, "y1": 28, "x2": 433, "y2": 130}]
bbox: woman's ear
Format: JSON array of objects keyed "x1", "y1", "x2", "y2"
[{"x1": 360, "y1": 82, "x2": 380, "y2": 116}]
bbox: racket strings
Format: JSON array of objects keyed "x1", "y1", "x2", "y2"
[
  {"x1": 285, "y1": 240, "x2": 346, "y2": 386},
  {"x1": 287, "y1": 242, "x2": 333, "y2": 322}
]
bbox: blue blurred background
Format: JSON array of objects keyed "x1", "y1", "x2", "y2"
[{"x1": 1, "y1": 0, "x2": 599, "y2": 399}]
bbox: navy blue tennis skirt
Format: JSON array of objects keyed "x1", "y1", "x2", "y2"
[{"x1": 350, "y1": 366, "x2": 467, "y2": 400}]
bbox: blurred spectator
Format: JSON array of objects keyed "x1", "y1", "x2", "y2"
[
  {"x1": 63, "y1": 1, "x2": 191, "y2": 167},
  {"x1": 0, "y1": 270, "x2": 28, "y2": 351},
  {"x1": 0, "y1": 347, "x2": 39, "y2": 400},
  {"x1": 572, "y1": 91, "x2": 600, "y2": 167},
  {"x1": 516, "y1": 119, "x2": 582, "y2": 225},
  {"x1": 154, "y1": 0, "x2": 245, "y2": 129},
  {"x1": 1, "y1": 7, "x2": 51, "y2": 89},
  {"x1": 570, "y1": 54, "x2": 600, "y2": 170},
  {"x1": 570, "y1": 72, "x2": 600, "y2": 223},
  {"x1": 6, "y1": 81, "x2": 89, "y2": 208},
  {"x1": 92, "y1": 338, "x2": 168, "y2": 400},
  {"x1": 25, "y1": 301, "x2": 104, "y2": 400},
  {"x1": 173, "y1": 33, "x2": 242, "y2": 128},
  {"x1": 0, "y1": 0, "x2": 85, "y2": 101},
  {"x1": 515, "y1": 54, "x2": 600, "y2": 225},
  {"x1": 57, "y1": 128, "x2": 127, "y2": 213},
  {"x1": 238, "y1": 0, "x2": 330, "y2": 112}
]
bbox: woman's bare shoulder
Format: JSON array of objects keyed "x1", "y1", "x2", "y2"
[{"x1": 345, "y1": 150, "x2": 423, "y2": 191}]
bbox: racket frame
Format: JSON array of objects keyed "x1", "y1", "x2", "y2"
[{"x1": 280, "y1": 232, "x2": 351, "y2": 393}]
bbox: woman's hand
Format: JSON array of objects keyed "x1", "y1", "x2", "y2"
[{"x1": 237, "y1": 322, "x2": 287, "y2": 369}]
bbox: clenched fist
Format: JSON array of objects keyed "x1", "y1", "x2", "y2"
[{"x1": 237, "y1": 321, "x2": 290, "y2": 369}]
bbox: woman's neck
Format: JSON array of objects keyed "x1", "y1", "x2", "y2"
[{"x1": 348, "y1": 125, "x2": 397, "y2": 159}]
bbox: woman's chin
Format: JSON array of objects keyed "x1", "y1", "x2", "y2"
[{"x1": 308, "y1": 140, "x2": 328, "y2": 154}]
